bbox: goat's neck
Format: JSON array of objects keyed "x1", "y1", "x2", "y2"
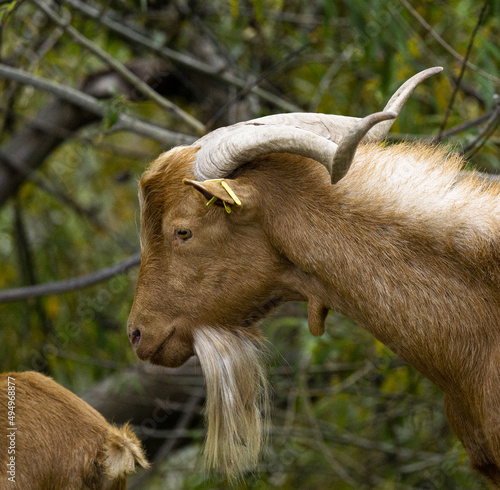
[{"x1": 253, "y1": 149, "x2": 500, "y2": 391}]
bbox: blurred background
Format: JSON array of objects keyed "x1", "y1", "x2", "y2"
[{"x1": 0, "y1": 0, "x2": 499, "y2": 488}]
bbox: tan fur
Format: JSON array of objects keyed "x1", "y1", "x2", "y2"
[
  {"x1": 0, "y1": 372, "x2": 149, "y2": 489},
  {"x1": 102, "y1": 423, "x2": 150, "y2": 480},
  {"x1": 129, "y1": 141, "x2": 500, "y2": 485}
]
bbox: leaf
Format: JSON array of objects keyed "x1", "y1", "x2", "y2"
[
  {"x1": 250, "y1": 0, "x2": 264, "y2": 22},
  {"x1": 0, "y1": 0, "x2": 20, "y2": 26},
  {"x1": 229, "y1": 0, "x2": 239, "y2": 17},
  {"x1": 100, "y1": 95, "x2": 129, "y2": 131},
  {"x1": 45, "y1": 297, "x2": 60, "y2": 320}
]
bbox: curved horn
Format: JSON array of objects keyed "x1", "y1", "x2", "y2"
[
  {"x1": 193, "y1": 122, "x2": 340, "y2": 181},
  {"x1": 243, "y1": 66, "x2": 443, "y2": 144},
  {"x1": 329, "y1": 111, "x2": 396, "y2": 184},
  {"x1": 193, "y1": 67, "x2": 443, "y2": 181},
  {"x1": 194, "y1": 112, "x2": 394, "y2": 183},
  {"x1": 365, "y1": 66, "x2": 443, "y2": 141}
]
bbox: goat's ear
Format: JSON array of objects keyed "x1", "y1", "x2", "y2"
[{"x1": 183, "y1": 178, "x2": 254, "y2": 209}]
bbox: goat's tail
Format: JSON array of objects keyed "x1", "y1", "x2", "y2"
[{"x1": 102, "y1": 423, "x2": 150, "y2": 479}]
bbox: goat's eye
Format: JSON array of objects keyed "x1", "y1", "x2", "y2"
[{"x1": 175, "y1": 229, "x2": 193, "y2": 240}]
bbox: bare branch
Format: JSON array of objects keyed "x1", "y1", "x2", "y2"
[
  {"x1": 438, "y1": 0, "x2": 490, "y2": 136},
  {"x1": 0, "y1": 64, "x2": 195, "y2": 145},
  {"x1": 430, "y1": 110, "x2": 493, "y2": 142},
  {"x1": 32, "y1": 0, "x2": 206, "y2": 135},
  {"x1": 129, "y1": 391, "x2": 204, "y2": 489},
  {"x1": 399, "y1": 0, "x2": 500, "y2": 84},
  {"x1": 297, "y1": 353, "x2": 358, "y2": 486},
  {"x1": 62, "y1": 0, "x2": 301, "y2": 113},
  {"x1": 206, "y1": 42, "x2": 311, "y2": 129},
  {"x1": 0, "y1": 252, "x2": 140, "y2": 303},
  {"x1": 0, "y1": 149, "x2": 135, "y2": 251},
  {"x1": 463, "y1": 96, "x2": 500, "y2": 157}
]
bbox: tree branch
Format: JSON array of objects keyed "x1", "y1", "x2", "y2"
[
  {"x1": 0, "y1": 252, "x2": 140, "y2": 303},
  {"x1": 438, "y1": 0, "x2": 490, "y2": 136},
  {"x1": 33, "y1": 0, "x2": 206, "y2": 135},
  {"x1": 398, "y1": 0, "x2": 500, "y2": 84},
  {"x1": 129, "y1": 390, "x2": 205, "y2": 489},
  {"x1": 462, "y1": 96, "x2": 500, "y2": 157},
  {"x1": 0, "y1": 63, "x2": 195, "y2": 206},
  {"x1": 206, "y1": 41, "x2": 311, "y2": 129},
  {"x1": 429, "y1": 110, "x2": 493, "y2": 142},
  {"x1": 0, "y1": 148, "x2": 135, "y2": 252},
  {"x1": 0, "y1": 64, "x2": 195, "y2": 145},
  {"x1": 62, "y1": 0, "x2": 301, "y2": 113}
]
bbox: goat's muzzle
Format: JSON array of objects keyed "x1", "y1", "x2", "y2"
[{"x1": 127, "y1": 314, "x2": 195, "y2": 367}]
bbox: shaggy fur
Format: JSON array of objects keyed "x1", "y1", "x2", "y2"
[
  {"x1": 194, "y1": 326, "x2": 269, "y2": 478},
  {"x1": 129, "y1": 141, "x2": 500, "y2": 485},
  {"x1": 0, "y1": 372, "x2": 148, "y2": 489}
]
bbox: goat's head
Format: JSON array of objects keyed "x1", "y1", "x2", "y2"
[
  {"x1": 128, "y1": 144, "x2": 292, "y2": 367},
  {"x1": 127, "y1": 67, "x2": 442, "y2": 477}
]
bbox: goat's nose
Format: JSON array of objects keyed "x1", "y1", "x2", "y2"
[{"x1": 128, "y1": 327, "x2": 141, "y2": 349}]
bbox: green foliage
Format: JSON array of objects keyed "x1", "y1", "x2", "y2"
[
  {"x1": 1, "y1": 0, "x2": 499, "y2": 488},
  {"x1": 101, "y1": 94, "x2": 131, "y2": 130},
  {"x1": 0, "y1": 0, "x2": 20, "y2": 26}
]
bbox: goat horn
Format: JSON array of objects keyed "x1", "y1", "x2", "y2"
[
  {"x1": 245, "y1": 66, "x2": 443, "y2": 143},
  {"x1": 193, "y1": 67, "x2": 443, "y2": 182},
  {"x1": 365, "y1": 66, "x2": 444, "y2": 141},
  {"x1": 329, "y1": 111, "x2": 396, "y2": 184},
  {"x1": 193, "y1": 123, "x2": 340, "y2": 181}
]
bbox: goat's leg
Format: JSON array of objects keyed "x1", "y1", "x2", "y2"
[{"x1": 444, "y1": 394, "x2": 500, "y2": 487}]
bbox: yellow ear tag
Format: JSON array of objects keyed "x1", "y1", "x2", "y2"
[
  {"x1": 206, "y1": 196, "x2": 217, "y2": 207},
  {"x1": 202, "y1": 179, "x2": 242, "y2": 213},
  {"x1": 220, "y1": 181, "x2": 242, "y2": 206}
]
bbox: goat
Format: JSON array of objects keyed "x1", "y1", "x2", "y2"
[
  {"x1": 128, "y1": 66, "x2": 500, "y2": 485},
  {"x1": 0, "y1": 371, "x2": 148, "y2": 489}
]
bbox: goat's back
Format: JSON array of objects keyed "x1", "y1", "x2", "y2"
[{"x1": 0, "y1": 371, "x2": 147, "y2": 489}]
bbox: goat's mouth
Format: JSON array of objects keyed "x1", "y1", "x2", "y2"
[
  {"x1": 239, "y1": 298, "x2": 284, "y2": 328},
  {"x1": 150, "y1": 327, "x2": 177, "y2": 364}
]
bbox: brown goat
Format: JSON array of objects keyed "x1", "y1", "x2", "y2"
[
  {"x1": 0, "y1": 371, "x2": 148, "y2": 489},
  {"x1": 128, "y1": 67, "x2": 500, "y2": 485}
]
